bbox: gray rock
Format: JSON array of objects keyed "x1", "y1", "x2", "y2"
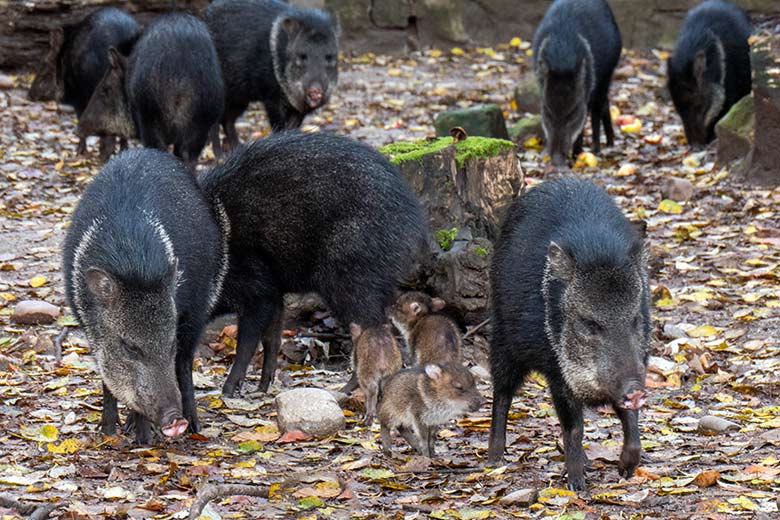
[
  {"x1": 434, "y1": 104, "x2": 509, "y2": 140},
  {"x1": 662, "y1": 323, "x2": 687, "y2": 340},
  {"x1": 508, "y1": 115, "x2": 542, "y2": 143},
  {"x1": 0, "y1": 73, "x2": 14, "y2": 89},
  {"x1": 513, "y1": 72, "x2": 541, "y2": 114},
  {"x1": 11, "y1": 300, "x2": 60, "y2": 325},
  {"x1": 500, "y1": 488, "x2": 538, "y2": 506},
  {"x1": 661, "y1": 177, "x2": 694, "y2": 203},
  {"x1": 276, "y1": 387, "x2": 345, "y2": 437},
  {"x1": 698, "y1": 415, "x2": 740, "y2": 435}
]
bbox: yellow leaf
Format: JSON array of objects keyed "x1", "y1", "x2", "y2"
[
  {"x1": 387, "y1": 68, "x2": 402, "y2": 76},
  {"x1": 574, "y1": 152, "x2": 598, "y2": 168},
  {"x1": 41, "y1": 424, "x2": 59, "y2": 441},
  {"x1": 658, "y1": 199, "x2": 683, "y2": 214},
  {"x1": 616, "y1": 164, "x2": 637, "y2": 177},
  {"x1": 509, "y1": 37, "x2": 522, "y2": 47},
  {"x1": 429, "y1": 49, "x2": 443, "y2": 58},
  {"x1": 687, "y1": 325, "x2": 719, "y2": 338},
  {"x1": 683, "y1": 155, "x2": 701, "y2": 168},
  {"x1": 29, "y1": 275, "x2": 48, "y2": 288},
  {"x1": 610, "y1": 105, "x2": 621, "y2": 121},
  {"x1": 0, "y1": 292, "x2": 16, "y2": 301},
  {"x1": 620, "y1": 118, "x2": 642, "y2": 133},
  {"x1": 509, "y1": 98, "x2": 518, "y2": 111},
  {"x1": 523, "y1": 136, "x2": 542, "y2": 149},
  {"x1": 451, "y1": 47, "x2": 465, "y2": 56},
  {"x1": 727, "y1": 496, "x2": 758, "y2": 511},
  {"x1": 48, "y1": 438, "x2": 83, "y2": 454}
]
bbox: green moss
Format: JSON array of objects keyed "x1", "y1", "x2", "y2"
[
  {"x1": 380, "y1": 136, "x2": 514, "y2": 168},
  {"x1": 474, "y1": 246, "x2": 489, "y2": 257},
  {"x1": 436, "y1": 227, "x2": 458, "y2": 251}
]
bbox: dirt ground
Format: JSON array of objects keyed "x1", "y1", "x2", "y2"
[{"x1": 0, "y1": 39, "x2": 779, "y2": 519}]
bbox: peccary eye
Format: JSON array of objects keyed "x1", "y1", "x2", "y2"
[
  {"x1": 453, "y1": 382, "x2": 463, "y2": 390},
  {"x1": 296, "y1": 53, "x2": 307, "y2": 64},
  {"x1": 579, "y1": 317, "x2": 603, "y2": 336},
  {"x1": 121, "y1": 340, "x2": 143, "y2": 360}
]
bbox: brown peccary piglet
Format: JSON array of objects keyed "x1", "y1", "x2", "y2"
[
  {"x1": 378, "y1": 363, "x2": 482, "y2": 457},
  {"x1": 350, "y1": 323, "x2": 403, "y2": 425},
  {"x1": 389, "y1": 292, "x2": 461, "y2": 366}
]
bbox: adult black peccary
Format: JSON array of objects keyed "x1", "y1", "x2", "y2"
[
  {"x1": 77, "y1": 13, "x2": 225, "y2": 164},
  {"x1": 62, "y1": 149, "x2": 229, "y2": 443},
  {"x1": 488, "y1": 177, "x2": 651, "y2": 491},
  {"x1": 28, "y1": 7, "x2": 141, "y2": 160},
  {"x1": 205, "y1": 0, "x2": 339, "y2": 151},
  {"x1": 532, "y1": 0, "x2": 622, "y2": 167},
  {"x1": 199, "y1": 131, "x2": 427, "y2": 396},
  {"x1": 667, "y1": 0, "x2": 752, "y2": 146}
]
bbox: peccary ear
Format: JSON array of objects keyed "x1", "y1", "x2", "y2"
[
  {"x1": 86, "y1": 267, "x2": 118, "y2": 305},
  {"x1": 424, "y1": 364, "x2": 442, "y2": 380},
  {"x1": 547, "y1": 242, "x2": 575, "y2": 281},
  {"x1": 431, "y1": 298, "x2": 446, "y2": 311},
  {"x1": 693, "y1": 50, "x2": 707, "y2": 85},
  {"x1": 281, "y1": 17, "x2": 303, "y2": 39},
  {"x1": 349, "y1": 323, "x2": 363, "y2": 341},
  {"x1": 107, "y1": 47, "x2": 126, "y2": 71}
]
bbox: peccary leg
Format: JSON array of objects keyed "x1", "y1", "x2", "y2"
[
  {"x1": 124, "y1": 411, "x2": 152, "y2": 445},
  {"x1": 176, "y1": 325, "x2": 204, "y2": 433},
  {"x1": 398, "y1": 425, "x2": 424, "y2": 455},
  {"x1": 614, "y1": 405, "x2": 641, "y2": 478},
  {"x1": 99, "y1": 383, "x2": 119, "y2": 436},
  {"x1": 550, "y1": 386, "x2": 586, "y2": 491},
  {"x1": 364, "y1": 381, "x2": 379, "y2": 425},
  {"x1": 98, "y1": 136, "x2": 115, "y2": 163},
  {"x1": 77, "y1": 136, "x2": 87, "y2": 155},
  {"x1": 265, "y1": 103, "x2": 287, "y2": 132},
  {"x1": 340, "y1": 372, "x2": 359, "y2": 394},
  {"x1": 426, "y1": 425, "x2": 437, "y2": 457},
  {"x1": 590, "y1": 106, "x2": 602, "y2": 155},
  {"x1": 209, "y1": 124, "x2": 222, "y2": 160},
  {"x1": 138, "y1": 123, "x2": 167, "y2": 152},
  {"x1": 222, "y1": 103, "x2": 246, "y2": 151},
  {"x1": 487, "y1": 375, "x2": 523, "y2": 463},
  {"x1": 222, "y1": 299, "x2": 282, "y2": 396},
  {"x1": 380, "y1": 423, "x2": 393, "y2": 456},
  {"x1": 572, "y1": 132, "x2": 584, "y2": 158},
  {"x1": 601, "y1": 102, "x2": 615, "y2": 147}
]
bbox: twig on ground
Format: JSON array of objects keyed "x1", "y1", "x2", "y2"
[
  {"x1": 189, "y1": 484, "x2": 269, "y2": 520},
  {"x1": 0, "y1": 495, "x2": 58, "y2": 520},
  {"x1": 463, "y1": 318, "x2": 490, "y2": 339}
]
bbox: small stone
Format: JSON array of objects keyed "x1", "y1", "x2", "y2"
[
  {"x1": 434, "y1": 104, "x2": 509, "y2": 140},
  {"x1": 698, "y1": 415, "x2": 740, "y2": 435},
  {"x1": 0, "y1": 73, "x2": 14, "y2": 89},
  {"x1": 662, "y1": 323, "x2": 687, "y2": 340},
  {"x1": 500, "y1": 488, "x2": 538, "y2": 506},
  {"x1": 661, "y1": 178, "x2": 694, "y2": 202},
  {"x1": 276, "y1": 387, "x2": 345, "y2": 438},
  {"x1": 11, "y1": 300, "x2": 60, "y2": 325},
  {"x1": 508, "y1": 115, "x2": 542, "y2": 143},
  {"x1": 513, "y1": 72, "x2": 541, "y2": 114},
  {"x1": 614, "y1": 64, "x2": 636, "y2": 79}
]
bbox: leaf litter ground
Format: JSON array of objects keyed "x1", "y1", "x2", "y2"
[{"x1": 0, "y1": 42, "x2": 779, "y2": 520}]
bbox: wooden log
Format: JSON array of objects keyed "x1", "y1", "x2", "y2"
[{"x1": 0, "y1": 0, "x2": 207, "y2": 71}]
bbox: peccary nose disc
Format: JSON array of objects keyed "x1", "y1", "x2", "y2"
[
  {"x1": 306, "y1": 84, "x2": 323, "y2": 108},
  {"x1": 621, "y1": 389, "x2": 647, "y2": 410},
  {"x1": 162, "y1": 417, "x2": 189, "y2": 437}
]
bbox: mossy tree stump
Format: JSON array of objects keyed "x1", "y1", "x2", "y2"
[
  {"x1": 381, "y1": 136, "x2": 522, "y2": 324},
  {"x1": 745, "y1": 33, "x2": 780, "y2": 186}
]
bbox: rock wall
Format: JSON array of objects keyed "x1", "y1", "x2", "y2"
[{"x1": 1, "y1": 0, "x2": 779, "y2": 69}]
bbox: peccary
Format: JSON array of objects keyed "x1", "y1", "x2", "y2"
[
  {"x1": 205, "y1": 0, "x2": 339, "y2": 150},
  {"x1": 78, "y1": 14, "x2": 225, "y2": 164},
  {"x1": 350, "y1": 323, "x2": 403, "y2": 425},
  {"x1": 668, "y1": 0, "x2": 752, "y2": 146},
  {"x1": 62, "y1": 149, "x2": 228, "y2": 443},
  {"x1": 532, "y1": 0, "x2": 622, "y2": 166},
  {"x1": 28, "y1": 7, "x2": 141, "y2": 160},
  {"x1": 200, "y1": 131, "x2": 427, "y2": 396},
  {"x1": 379, "y1": 363, "x2": 482, "y2": 457},
  {"x1": 389, "y1": 292, "x2": 461, "y2": 366},
  {"x1": 488, "y1": 177, "x2": 650, "y2": 491}
]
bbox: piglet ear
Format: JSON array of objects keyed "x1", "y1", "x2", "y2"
[
  {"x1": 349, "y1": 323, "x2": 363, "y2": 341},
  {"x1": 424, "y1": 364, "x2": 442, "y2": 380},
  {"x1": 547, "y1": 242, "x2": 575, "y2": 281},
  {"x1": 86, "y1": 267, "x2": 118, "y2": 305},
  {"x1": 431, "y1": 298, "x2": 446, "y2": 312},
  {"x1": 693, "y1": 50, "x2": 707, "y2": 86},
  {"x1": 282, "y1": 17, "x2": 303, "y2": 38}
]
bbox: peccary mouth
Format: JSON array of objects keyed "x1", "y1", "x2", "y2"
[
  {"x1": 620, "y1": 389, "x2": 647, "y2": 410},
  {"x1": 161, "y1": 417, "x2": 189, "y2": 437}
]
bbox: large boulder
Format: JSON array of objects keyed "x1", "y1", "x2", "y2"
[
  {"x1": 434, "y1": 104, "x2": 510, "y2": 140},
  {"x1": 715, "y1": 94, "x2": 754, "y2": 165}
]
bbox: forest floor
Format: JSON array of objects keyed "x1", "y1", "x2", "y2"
[{"x1": 0, "y1": 39, "x2": 779, "y2": 520}]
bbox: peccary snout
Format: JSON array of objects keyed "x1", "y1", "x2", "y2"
[
  {"x1": 620, "y1": 387, "x2": 647, "y2": 410},
  {"x1": 306, "y1": 83, "x2": 323, "y2": 108},
  {"x1": 160, "y1": 410, "x2": 189, "y2": 438}
]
